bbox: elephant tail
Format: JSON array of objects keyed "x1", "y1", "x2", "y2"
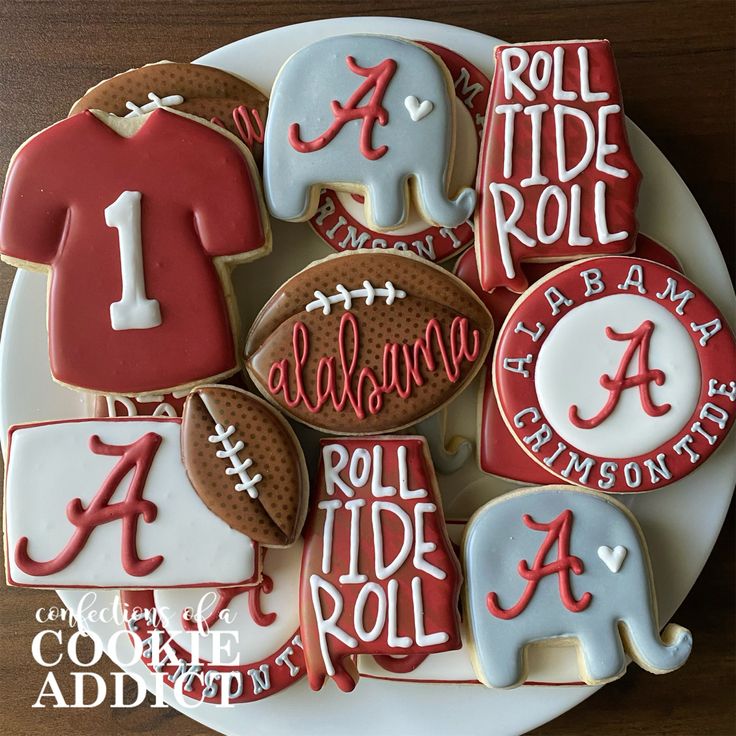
[
  {"x1": 621, "y1": 620, "x2": 693, "y2": 674},
  {"x1": 413, "y1": 177, "x2": 477, "y2": 230}
]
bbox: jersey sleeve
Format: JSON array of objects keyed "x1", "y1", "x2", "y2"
[
  {"x1": 193, "y1": 131, "x2": 267, "y2": 259},
  {"x1": 0, "y1": 126, "x2": 70, "y2": 266}
]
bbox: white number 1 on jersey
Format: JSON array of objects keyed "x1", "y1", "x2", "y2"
[{"x1": 105, "y1": 191, "x2": 162, "y2": 331}]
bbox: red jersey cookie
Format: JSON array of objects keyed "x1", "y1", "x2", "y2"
[
  {"x1": 454, "y1": 234, "x2": 682, "y2": 483},
  {"x1": 310, "y1": 43, "x2": 489, "y2": 262},
  {"x1": 0, "y1": 109, "x2": 270, "y2": 396},
  {"x1": 300, "y1": 437, "x2": 462, "y2": 691},
  {"x1": 69, "y1": 61, "x2": 269, "y2": 163},
  {"x1": 245, "y1": 250, "x2": 494, "y2": 435},
  {"x1": 475, "y1": 41, "x2": 641, "y2": 293},
  {"x1": 493, "y1": 257, "x2": 736, "y2": 492}
]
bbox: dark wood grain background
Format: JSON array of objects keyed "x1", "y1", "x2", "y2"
[{"x1": 0, "y1": 1, "x2": 733, "y2": 734}]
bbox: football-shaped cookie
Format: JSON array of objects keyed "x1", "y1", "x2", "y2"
[
  {"x1": 245, "y1": 250, "x2": 494, "y2": 434},
  {"x1": 69, "y1": 61, "x2": 269, "y2": 162},
  {"x1": 181, "y1": 385, "x2": 308, "y2": 547}
]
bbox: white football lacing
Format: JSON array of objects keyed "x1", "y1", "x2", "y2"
[
  {"x1": 207, "y1": 422, "x2": 262, "y2": 499},
  {"x1": 124, "y1": 92, "x2": 185, "y2": 117},
  {"x1": 305, "y1": 281, "x2": 407, "y2": 315}
]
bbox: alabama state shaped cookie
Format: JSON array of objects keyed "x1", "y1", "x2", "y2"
[
  {"x1": 264, "y1": 34, "x2": 476, "y2": 231},
  {"x1": 70, "y1": 61, "x2": 269, "y2": 162},
  {"x1": 463, "y1": 486, "x2": 692, "y2": 688},
  {"x1": 494, "y1": 256, "x2": 736, "y2": 492},
  {"x1": 300, "y1": 437, "x2": 462, "y2": 691},
  {"x1": 0, "y1": 108, "x2": 270, "y2": 396},
  {"x1": 310, "y1": 43, "x2": 489, "y2": 262},
  {"x1": 245, "y1": 250, "x2": 494, "y2": 434},
  {"x1": 475, "y1": 40, "x2": 641, "y2": 293},
  {"x1": 181, "y1": 385, "x2": 309, "y2": 548}
]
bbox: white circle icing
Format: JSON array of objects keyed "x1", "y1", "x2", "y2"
[{"x1": 534, "y1": 293, "x2": 701, "y2": 458}]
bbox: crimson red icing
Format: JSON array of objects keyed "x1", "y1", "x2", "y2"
[
  {"x1": 487, "y1": 509, "x2": 591, "y2": 619},
  {"x1": 300, "y1": 437, "x2": 462, "y2": 692},
  {"x1": 493, "y1": 256, "x2": 736, "y2": 493},
  {"x1": 0, "y1": 109, "x2": 267, "y2": 394},
  {"x1": 211, "y1": 105, "x2": 266, "y2": 149},
  {"x1": 181, "y1": 574, "x2": 276, "y2": 632},
  {"x1": 15, "y1": 432, "x2": 162, "y2": 577},
  {"x1": 122, "y1": 589, "x2": 304, "y2": 703},
  {"x1": 568, "y1": 320, "x2": 670, "y2": 428},
  {"x1": 288, "y1": 57, "x2": 397, "y2": 161},
  {"x1": 267, "y1": 312, "x2": 482, "y2": 419},
  {"x1": 475, "y1": 41, "x2": 641, "y2": 293},
  {"x1": 453, "y1": 234, "x2": 683, "y2": 484}
]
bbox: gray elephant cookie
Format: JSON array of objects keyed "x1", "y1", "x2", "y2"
[
  {"x1": 264, "y1": 34, "x2": 476, "y2": 231},
  {"x1": 463, "y1": 485, "x2": 692, "y2": 688}
]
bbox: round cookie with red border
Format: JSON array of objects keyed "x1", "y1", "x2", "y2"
[
  {"x1": 309, "y1": 43, "x2": 489, "y2": 262},
  {"x1": 494, "y1": 256, "x2": 736, "y2": 493}
]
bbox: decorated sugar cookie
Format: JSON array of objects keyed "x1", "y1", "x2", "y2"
[
  {"x1": 121, "y1": 543, "x2": 305, "y2": 704},
  {"x1": 453, "y1": 235, "x2": 682, "y2": 484},
  {"x1": 494, "y1": 256, "x2": 736, "y2": 492},
  {"x1": 4, "y1": 417, "x2": 260, "y2": 589},
  {"x1": 463, "y1": 486, "x2": 693, "y2": 688},
  {"x1": 94, "y1": 389, "x2": 190, "y2": 418},
  {"x1": 245, "y1": 250, "x2": 494, "y2": 435},
  {"x1": 92, "y1": 372, "x2": 251, "y2": 419},
  {"x1": 310, "y1": 43, "x2": 488, "y2": 261},
  {"x1": 69, "y1": 61, "x2": 269, "y2": 162},
  {"x1": 181, "y1": 385, "x2": 309, "y2": 547},
  {"x1": 300, "y1": 437, "x2": 462, "y2": 691},
  {"x1": 476, "y1": 40, "x2": 641, "y2": 293},
  {"x1": 264, "y1": 34, "x2": 476, "y2": 231},
  {"x1": 0, "y1": 108, "x2": 270, "y2": 396}
]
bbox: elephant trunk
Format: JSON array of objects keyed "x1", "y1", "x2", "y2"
[
  {"x1": 413, "y1": 176, "x2": 477, "y2": 229},
  {"x1": 620, "y1": 620, "x2": 693, "y2": 674}
]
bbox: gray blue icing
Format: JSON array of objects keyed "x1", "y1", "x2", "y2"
[
  {"x1": 463, "y1": 486, "x2": 692, "y2": 688},
  {"x1": 264, "y1": 34, "x2": 476, "y2": 230}
]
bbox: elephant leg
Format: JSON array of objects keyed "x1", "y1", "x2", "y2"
[
  {"x1": 577, "y1": 624, "x2": 626, "y2": 684},
  {"x1": 619, "y1": 619, "x2": 693, "y2": 674},
  {"x1": 478, "y1": 638, "x2": 526, "y2": 689},
  {"x1": 412, "y1": 173, "x2": 477, "y2": 229},
  {"x1": 366, "y1": 179, "x2": 409, "y2": 230},
  {"x1": 265, "y1": 174, "x2": 315, "y2": 221}
]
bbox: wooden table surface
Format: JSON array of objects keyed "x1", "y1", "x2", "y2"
[{"x1": 0, "y1": 1, "x2": 733, "y2": 734}]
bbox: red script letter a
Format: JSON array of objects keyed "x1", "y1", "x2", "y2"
[
  {"x1": 288, "y1": 56, "x2": 397, "y2": 161},
  {"x1": 487, "y1": 509, "x2": 591, "y2": 619},
  {"x1": 15, "y1": 432, "x2": 163, "y2": 577},
  {"x1": 569, "y1": 319, "x2": 671, "y2": 429}
]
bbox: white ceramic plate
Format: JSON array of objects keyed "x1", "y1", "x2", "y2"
[{"x1": 1, "y1": 16, "x2": 734, "y2": 736}]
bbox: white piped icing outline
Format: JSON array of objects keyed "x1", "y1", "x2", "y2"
[
  {"x1": 200, "y1": 393, "x2": 262, "y2": 499},
  {"x1": 124, "y1": 92, "x2": 185, "y2": 117},
  {"x1": 305, "y1": 281, "x2": 407, "y2": 315}
]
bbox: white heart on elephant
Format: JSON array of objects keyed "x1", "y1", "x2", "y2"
[
  {"x1": 598, "y1": 545, "x2": 627, "y2": 573},
  {"x1": 405, "y1": 95, "x2": 434, "y2": 121}
]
